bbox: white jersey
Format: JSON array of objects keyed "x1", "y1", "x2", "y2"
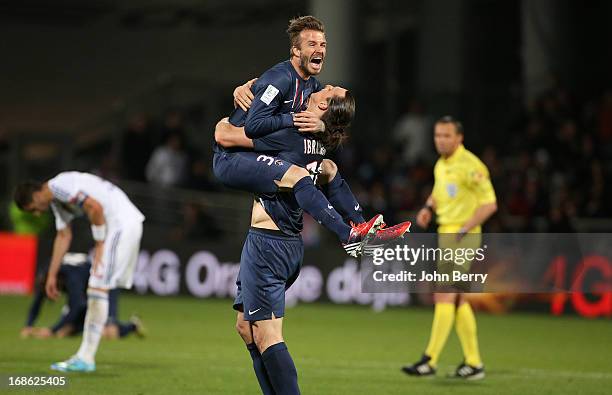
[{"x1": 48, "y1": 171, "x2": 145, "y2": 230}]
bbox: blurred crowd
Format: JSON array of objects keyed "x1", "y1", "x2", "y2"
[
  {"x1": 118, "y1": 110, "x2": 215, "y2": 191},
  {"x1": 89, "y1": 109, "x2": 223, "y2": 242},
  {"x1": 337, "y1": 87, "x2": 612, "y2": 232}
]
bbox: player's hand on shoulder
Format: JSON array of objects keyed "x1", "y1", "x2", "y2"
[
  {"x1": 294, "y1": 111, "x2": 325, "y2": 133},
  {"x1": 233, "y1": 78, "x2": 257, "y2": 111}
]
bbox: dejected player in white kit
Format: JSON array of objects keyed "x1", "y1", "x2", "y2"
[{"x1": 14, "y1": 171, "x2": 145, "y2": 372}]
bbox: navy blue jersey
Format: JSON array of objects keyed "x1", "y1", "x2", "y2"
[
  {"x1": 215, "y1": 60, "x2": 321, "y2": 155},
  {"x1": 253, "y1": 128, "x2": 327, "y2": 236},
  {"x1": 253, "y1": 128, "x2": 327, "y2": 168},
  {"x1": 228, "y1": 60, "x2": 323, "y2": 135}
]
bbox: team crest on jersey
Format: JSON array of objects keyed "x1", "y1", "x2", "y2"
[{"x1": 446, "y1": 183, "x2": 458, "y2": 198}]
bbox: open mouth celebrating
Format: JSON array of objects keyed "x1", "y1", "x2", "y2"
[{"x1": 310, "y1": 55, "x2": 324, "y2": 71}]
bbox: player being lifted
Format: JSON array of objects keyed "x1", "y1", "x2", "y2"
[
  {"x1": 215, "y1": 84, "x2": 411, "y2": 247},
  {"x1": 14, "y1": 172, "x2": 145, "y2": 372},
  {"x1": 214, "y1": 16, "x2": 403, "y2": 256}
]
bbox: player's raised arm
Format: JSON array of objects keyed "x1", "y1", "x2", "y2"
[{"x1": 244, "y1": 70, "x2": 294, "y2": 138}]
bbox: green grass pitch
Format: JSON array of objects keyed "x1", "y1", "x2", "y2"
[{"x1": 0, "y1": 294, "x2": 611, "y2": 394}]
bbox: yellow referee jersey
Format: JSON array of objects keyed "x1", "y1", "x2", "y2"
[{"x1": 431, "y1": 144, "x2": 496, "y2": 234}]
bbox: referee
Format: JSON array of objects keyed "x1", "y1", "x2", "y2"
[{"x1": 402, "y1": 116, "x2": 497, "y2": 380}]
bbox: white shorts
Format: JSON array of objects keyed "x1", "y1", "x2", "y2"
[{"x1": 89, "y1": 221, "x2": 143, "y2": 290}]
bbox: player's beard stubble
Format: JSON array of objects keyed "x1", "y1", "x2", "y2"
[{"x1": 299, "y1": 52, "x2": 320, "y2": 77}]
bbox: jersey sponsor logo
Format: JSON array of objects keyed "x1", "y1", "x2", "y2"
[
  {"x1": 260, "y1": 84, "x2": 280, "y2": 105},
  {"x1": 355, "y1": 204, "x2": 360, "y2": 211},
  {"x1": 248, "y1": 307, "x2": 261, "y2": 315},
  {"x1": 274, "y1": 159, "x2": 284, "y2": 166},
  {"x1": 284, "y1": 100, "x2": 293, "y2": 103},
  {"x1": 446, "y1": 183, "x2": 458, "y2": 198}
]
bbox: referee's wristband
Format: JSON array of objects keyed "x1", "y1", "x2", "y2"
[{"x1": 91, "y1": 224, "x2": 107, "y2": 242}]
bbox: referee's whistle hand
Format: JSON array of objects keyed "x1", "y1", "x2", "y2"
[{"x1": 416, "y1": 208, "x2": 431, "y2": 229}]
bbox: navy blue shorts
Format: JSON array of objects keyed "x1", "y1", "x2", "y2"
[
  {"x1": 233, "y1": 227, "x2": 304, "y2": 321},
  {"x1": 213, "y1": 150, "x2": 293, "y2": 194}
]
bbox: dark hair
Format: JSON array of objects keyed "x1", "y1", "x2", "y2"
[
  {"x1": 14, "y1": 181, "x2": 43, "y2": 211},
  {"x1": 436, "y1": 115, "x2": 464, "y2": 135},
  {"x1": 320, "y1": 91, "x2": 355, "y2": 150},
  {"x1": 287, "y1": 16, "x2": 325, "y2": 55}
]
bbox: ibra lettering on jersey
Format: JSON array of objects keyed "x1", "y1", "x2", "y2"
[{"x1": 303, "y1": 138, "x2": 326, "y2": 155}]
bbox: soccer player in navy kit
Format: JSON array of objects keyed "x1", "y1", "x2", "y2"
[
  {"x1": 231, "y1": 16, "x2": 327, "y2": 138},
  {"x1": 216, "y1": 87, "x2": 412, "y2": 395},
  {"x1": 213, "y1": 17, "x2": 411, "y2": 392},
  {"x1": 214, "y1": 16, "x2": 385, "y2": 256},
  {"x1": 216, "y1": 86, "x2": 383, "y2": 256}
]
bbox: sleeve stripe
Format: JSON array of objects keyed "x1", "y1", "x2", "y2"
[
  {"x1": 105, "y1": 231, "x2": 122, "y2": 284},
  {"x1": 50, "y1": 185, "x2": 71, "y2": 201}
]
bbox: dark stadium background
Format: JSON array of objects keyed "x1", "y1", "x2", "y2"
[{"x1": 1, "y1": 0, "x2": 612, "y2": 317}]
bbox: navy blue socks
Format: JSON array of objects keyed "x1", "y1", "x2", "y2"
[
  {"x1": 293, "y1": 177, "x2": 351, "y2": 242},
  {"x1": 247, "y1": 343, "x2": 275, "y2": 395},
  {"x1": 323, "y1": 173, "x2": 365, "y2": 224},
  {"x1": 261, "y1": 342, "x2": 300, "y2": 395}
]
